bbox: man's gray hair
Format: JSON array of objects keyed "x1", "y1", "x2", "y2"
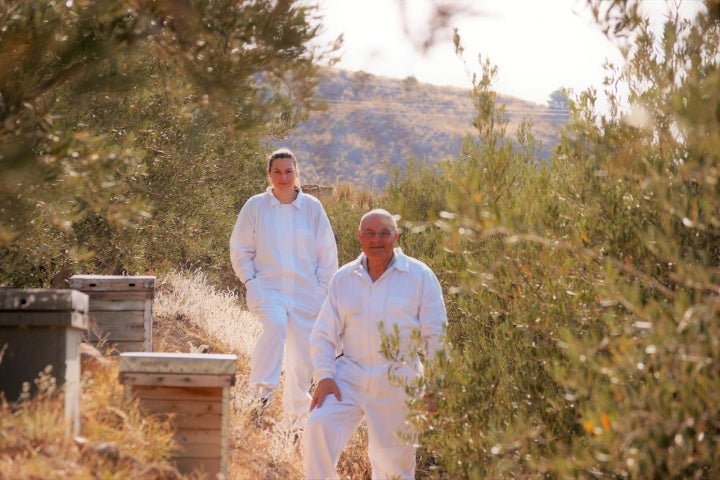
[{"x1": 359, "y1": 209, "x2": 398, "y2": 230}]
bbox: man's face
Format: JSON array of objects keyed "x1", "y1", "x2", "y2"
[{"x1": 358, "y1": 213, "x2": 399, "y2": 263}]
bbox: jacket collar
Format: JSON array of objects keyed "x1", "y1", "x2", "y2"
[
  {"x1": 351, "y1": 247, "x2": 409, "y2": 278},
  {"x1": 266, "y1": 186, "x2": 303, "y2": 210}
]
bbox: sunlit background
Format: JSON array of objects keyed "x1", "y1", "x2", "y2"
[{"x1": 315, "y1": 0, "x2": 704, "y2": 105}]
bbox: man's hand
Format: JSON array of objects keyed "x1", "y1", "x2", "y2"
[{"x1": 310, "y1": 378, "x2": 341, "y2": 411}]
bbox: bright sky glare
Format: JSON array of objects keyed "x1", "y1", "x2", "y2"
[{"x1": 314, "y1": 0, "x2": 705, "y2": 106}]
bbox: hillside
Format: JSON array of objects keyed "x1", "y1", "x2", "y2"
[{"x1": 278, "y1": 68, "x2": 569, "y2": 189}]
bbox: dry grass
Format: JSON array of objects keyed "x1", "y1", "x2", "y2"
[
  {"x1": 0, "y1": 350, "x2": 189, "y2": 480},
  {"x1": 153, "y1": 270, "x2": 261, "y2": 358},
  {"x1": 154, "y1": 270, "x2": 373, "y2": 479},
  {"x1": 0, "y1": 270, "x2": 373, "y2": 479}
]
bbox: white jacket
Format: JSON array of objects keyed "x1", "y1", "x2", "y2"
[
  {"x1": 229, "y1": 187, "x2": 338, "y2": 308},
  {"x1": 311, "y1": 248, "x2": 447, "y2": 383}
]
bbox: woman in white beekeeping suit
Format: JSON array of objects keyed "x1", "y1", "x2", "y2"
[{"x1": 229, "y1": 148, "x2": 338, "y2": 425}]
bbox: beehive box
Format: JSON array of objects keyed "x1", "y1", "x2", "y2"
[
  {"x1": 119, "y1": 352, "x2": 237, "y2": 478},
  {"x1": 0, "y1": 288, "x2": 89, "y2": 435},
  {"x1": 68, "y1": 275, "x2": 155, "y2": 353}
]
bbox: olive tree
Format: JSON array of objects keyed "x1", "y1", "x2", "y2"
[
  {"x1": 0, "y1": 0, "x2": 338, "y2": 286},
  {"x1": 401, "y1": 2, "x2": 720, "y2": 478}
]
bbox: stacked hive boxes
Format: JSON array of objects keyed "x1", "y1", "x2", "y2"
[
  {"x1": 0, "y1": 288, "x2": 89, "y2": 435},
  {"x1": 3, "y1": 277, "x2": 238, "y2": 476},
  {"x1": 69, "y1": 275, "x2": 155, "y2": 353}
]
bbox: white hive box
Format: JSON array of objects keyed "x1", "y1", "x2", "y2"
[
  {"x1": 0, "y1": 288, "x2": 89, "y2": 435},
  {"x1": 69, "y1": 275, "x2": 155, "y2": 353},
  {"x1": 119, "y1": 352, "x2": 237, "y2": 478}
]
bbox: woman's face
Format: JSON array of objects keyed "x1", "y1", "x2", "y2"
[{"x1": 268, "y1": 157, "x2": 296, "y2": 190}]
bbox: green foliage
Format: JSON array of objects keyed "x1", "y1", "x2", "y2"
[
  {"x1": 0, "y1": 0, "x2": 337, "y2": 287},
  {"x1": 381, "y1": 156, "x2": 458, "y2": 293},
  {"x1": 548, "y1": 88, "x2": 570, "y2": 110},
  {"x1": 324, "y1": 182, "x2": 380, "y2": 265},
  {"x1": 387, "y1": 4, "x2": 720, "y2": 478}
]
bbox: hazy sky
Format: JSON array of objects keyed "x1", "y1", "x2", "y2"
[{"x1": 314, "y1": 0, "x2": 704, "y2": 106}]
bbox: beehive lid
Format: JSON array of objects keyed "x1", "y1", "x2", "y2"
[
  {"x1": 0, "y1": 289, "x2": 89, "y2": 313},
  {"x1": 68, "y1": 275, "x2": 156, "y2": 291},
  {"x1": 119, "y1": 352, "x2": 238, "y2": 376}
]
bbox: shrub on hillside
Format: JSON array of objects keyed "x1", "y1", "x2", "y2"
[{"x1": 390, "y1": 4, "x2": 719, "y2": 478}]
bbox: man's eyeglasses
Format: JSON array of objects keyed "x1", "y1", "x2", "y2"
[{"x1": 360, "y1": 228, "x2": 395, "y2": 240}]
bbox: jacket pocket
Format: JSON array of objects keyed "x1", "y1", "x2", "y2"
[{"x1": 245, "y1": 279, "x2": 262, "y2": 311}]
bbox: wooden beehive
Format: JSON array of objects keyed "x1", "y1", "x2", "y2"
[
  {"x1": 68, "y1": 275, "x2": 155, "y2": 353},
  {"x1": 0, "y1": 288, "x2": 89, "y2": 435},
  {"x1": 118, "y1": 352, "x2": 237, "y2": 478}
]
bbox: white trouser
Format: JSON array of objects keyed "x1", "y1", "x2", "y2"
[
  {"x1": 250, "y1": 289, "x2": 314, "y2": 419},
  {"x1": 302, "y1": 358, "x2": 417, "y2": 480}
]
